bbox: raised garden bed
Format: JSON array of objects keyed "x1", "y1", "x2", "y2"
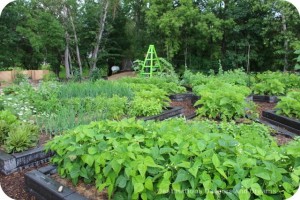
[
  {"x1": 169, "y1": 93, "x2": 200, "y2": 104},
  {"x1": 262, "y1": 110, "x2": 300, "y2": 135},
  {"x1": 0, "y1": 146, "x2": 53, "y2": 175},
  {"x1": 141, "y1": 106, "x2": 183, "y2": 121},
  {"x1": 250, "y1": 95, "x2": 279, "y2": 103},
  {"x1": 25, "y1": 165, "x2": 88, "y2": 200}
]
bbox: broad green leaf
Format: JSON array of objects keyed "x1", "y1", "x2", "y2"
[
  {"x1": 133, "y1": 175, "x2": 145, "y2": 194},
  {"x1": 251, "y1": 167, "x2": 271, "y2": 180},
  {"x1": 282, "y1": 182, "x2": 293, "y2": 193},
  {"x1": 216, "y1": 167, "x2": 228, "y2": 179},
  {"x1": 224, "y1": 191, "x2": 239, "y2": 200},
  {"x1": 88, "y1": 146, "x2": 97, "y2": 155},
  {"x1": 177, "y1": 161, "x2": 191, "y2": 168},
  {"x1": 241, "y1": 178, "x2": 257, "y2": 188},
  {"x1": 138, "y1": 164, "x2": 147, "y2": 178},
  {"x1": 160, "y1": 147, "x2": 175, "y2": 154},
  {"x1": 133, "y1": 183, "x2": 144, "y2": 194},
  {"x1": 212, "y1": 154, "x2": 220, "y2": 168},
  {"x1": 145, "y1": 156, "x2": 162, "y2": 168},
  {"x1": 250, "y1": 183, "x2": 263, "y2": 196},
  {"x1": 238, "y1": 189, "x2": 251, "y2": 200},
  {"x1": 141, "y1": 192, "x2": 148, "y2": 200},
  {"x1": 81, "y1": 154, "x2": 94, "y2": 167},
  {"x1": 172, "y1": 183, "x2": 184, "y2": 200},
  {"x1": 256, "y1": 147, "x2": 266, "y2": 156},
  {"x1": 145, "y1": 178, "x2": 153, "y2": 191},
  {"x1": 111, "y1": 159, "x2": 122, "y2": 174},
  {"x1": 158, "y1": 171, "x2": 171, "y2": 194},
  {"x1": 206, "y1": 192, "x2": 215, "y2": 200},
  {"x1": 116, "y1": 175, "x2": 127, "y2": 188},
  {"x1": 188, "y1": 160, "x2": 202, "y2": 177},
  {"x1": 203, "y1": 180, "x2": 212, "y2": 192},
  {"x1": 174, "y1": 169, "x2": 190, "y2": 183}
]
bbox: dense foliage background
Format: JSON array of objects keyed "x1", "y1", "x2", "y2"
[{"x1": 0, "y1": 0, "x2": 299, "y2": 75}]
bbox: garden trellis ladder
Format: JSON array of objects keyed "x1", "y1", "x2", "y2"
[{"x1": 141, "y1": 45, "x2": 162, "y2": 77}]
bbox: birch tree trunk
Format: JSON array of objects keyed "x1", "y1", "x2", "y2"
[
  {"x1": 68, "y1": 7, "x2": 83, "y2": 76},
  {"x1": 64, "y1": 32, "x2": 71, "y2": 79},
  {"x1": 90, "y1": 0, "x2": 110, "y2": 71},
  {"x1": 282, "y1": 13, "x2": 288, "y2": 72}
]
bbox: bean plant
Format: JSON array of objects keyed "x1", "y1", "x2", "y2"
[{"x1": 45, "y1": 118, "x2": 300, "y2": 200}]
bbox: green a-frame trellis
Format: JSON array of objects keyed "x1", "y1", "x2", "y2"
[{"x1": 140, "y1": 45, "x2": 162, "y2": 77}]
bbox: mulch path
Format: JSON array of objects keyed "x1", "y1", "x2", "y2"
[
  {"x1": 170, "y1": 99, "x2": 196, "y2": 117},
  {"x1": 253, "y1": 101, "x2": 293, "y2": 145},
  {"x1": 0, "y1": 164, "x2": 47, "y2": 200}
]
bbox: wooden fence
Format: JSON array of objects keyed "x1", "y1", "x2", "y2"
[{"x1": 0, "y1": 70, "x2": 49, "y2": 83}]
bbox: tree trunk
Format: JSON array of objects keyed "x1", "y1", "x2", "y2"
[
  {"x1": 68, "y1": 7, "x2": 83, "y2": 76},
  {"x1": 68, "y1": 50, "x2": 73, "y2": 76},
  {"x1": 64, "y1": 32, "x2": 71, "y2": 79},
  {"x1": 247, "y1": 43, "x2": 251, "y2": 73},
  {"x1": 282, "y1": 13, "x2": 288, "y2": 72},
  {"x1": 90, "y1": 0, "x2": 110, "y2": 71}
]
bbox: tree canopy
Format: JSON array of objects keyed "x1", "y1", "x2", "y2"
[{"x1": 0, "y1": 0, "x2": 299, "y2": 75}]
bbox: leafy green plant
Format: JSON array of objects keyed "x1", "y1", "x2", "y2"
[
  {"x1": 45, "y1": 118, "x2": 300, "y2": 200},
  {"x1": 43, "y1": 71, "x2": 58, "y2": 81},
  {"x1": 4, "y1": 123, "x2": 39, "y2": 153},
  {"x1": 194, "y1": 81, "x2": 251, "y2": 121},
  {"x1": 119, "y1": 77, "x2": 186, "y2": 94},
  {"x1": 253, "y1": 71, "x2": 300, "y2": 95},
  {"x1": 181, "y1": 70, "x2": 209, "y2": 87},
  {"x1": 253, "y1": 79, "x2": 285, "y2": 95},
  {"x1": 0, "y1": 110, "x2": 18, "y2": 144},
  {"x1": 57, "y1": 80, "x2": 133, "y2": 100},
  {"x1": 275, "y1": 91, "x2": 300, "y2": 119},
  {"x1": 13, "y1": 69, "x2": 28, "y2": 85},
  {"x1": 129, "y1": 87, "x2": 170, "y2": 117},
  {"x1": 89, "y1": 67, "x2": 103, "y2": 81},
  {"x1": 294, "y1": 49, "x2": 300, "y2": 71}
]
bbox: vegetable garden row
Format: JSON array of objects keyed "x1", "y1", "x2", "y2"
[{"x1": 0, "y1": 69, "x2": 300, "y2": 199}]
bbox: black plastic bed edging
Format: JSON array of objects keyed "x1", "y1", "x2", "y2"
[
  {"x1": 250, "y1": 95, "x2": 279, "y2": 103},
  {"x1": 0, "y1": 146, "x2": 54, "y2": 175},
  {"x1": 25, "y1": 165, "x2": 88, "y2": 200},
  {"x1": 262, "y1": 110, "x2": 300, "y2": 135},
  {"x1": 169, "y1": 93, "x2": 200, "y2": 105},
  {"x1": 141, "y1": 106, "x2": 183, "y2": 121}
]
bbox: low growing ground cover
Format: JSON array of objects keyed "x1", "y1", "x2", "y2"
[{"x1": 45, "y1": 118, "x2": 300, "y2": 200}]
